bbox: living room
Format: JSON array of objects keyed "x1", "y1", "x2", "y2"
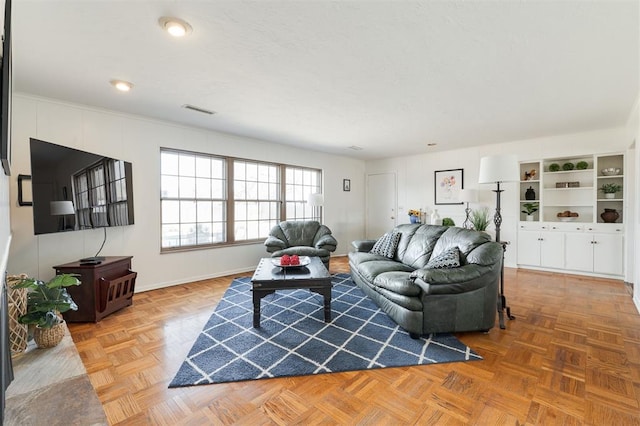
[{"x1": 1, "y1": 1, "x2": 639, "y2": 424}]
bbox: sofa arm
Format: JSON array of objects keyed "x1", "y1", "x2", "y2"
[
  {"x1": 315, "y1": 234, "x2": 338, "y2": 251},
  {"x1": 264, "y1": 235, "x2": 287, "y2": 253},
  {"x1": 351, "y1": 239, "x2": 376, "y2": 252}
]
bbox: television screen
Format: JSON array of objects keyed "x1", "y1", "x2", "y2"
[{"x1": 29, "y1": 138, "x2": 135, "y2": 235}]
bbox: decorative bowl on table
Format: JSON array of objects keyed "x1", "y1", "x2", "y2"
[
  {"x1": 558, "y1": 217, "x2": 577, "y2": 222},
  {"x1": 272, "y1": 256, "x2": 311, "y2": 268},
  {"x1": 601, "y1": 168, "x2": 621, "y2": 176}
]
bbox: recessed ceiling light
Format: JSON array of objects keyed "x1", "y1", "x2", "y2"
[
  {"x1": 110, "y1": 80, "x2": 133, "y2": 92},
  {"x1": 158, "y1": 17, "x2": 193, "y2": 37}
]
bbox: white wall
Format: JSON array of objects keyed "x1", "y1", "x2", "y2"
[
  {"x1": 629, "y1": 95, "x2": 640, "y2": 313},
  {"x1": 7, "y1": 94, "x2": 366, "y2": 291},
  {"x1": 366, "y1": 127, "x2": 632, "y2": 268}
]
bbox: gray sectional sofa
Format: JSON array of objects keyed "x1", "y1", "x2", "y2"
[{"x1": 349, "y1": 224, "x2": 503, "y2": 337}]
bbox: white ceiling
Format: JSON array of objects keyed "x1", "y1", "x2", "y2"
[{"x1": 10, "y1": 1, "x2": 639, "y2": 160}]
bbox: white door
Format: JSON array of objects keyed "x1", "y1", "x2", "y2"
[
  {"x1": 593, "y1": 233, "x2": 624, "y2": 276},
  {"x1": 366, "y1": 173, "x2": 397, "y2": 239}
]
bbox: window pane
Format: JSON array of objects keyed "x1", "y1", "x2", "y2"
[
  {"x1": 196, "y1": 178, "x2": 211, "y2": 199},
  {"x1": 234, "y1": 181, "x2": 246, "y2": 199},
  {"x1": 234, "y1": 161, "x2": 245, "y2": 180},
  {"x1": 212, "y1": 159, "x2": 224, "y2": 178},
  {"x1": 180, "y1": 200, "x2": 197, "y2": 223},
  {"x1": 197, "y1": 201, "x2": 212, "y2": 222},
  {"x1": 161, "y1": 176, "x2": 179, "y2": 198},
  {"x1": 180, "y1": 223, "x2": 196, "y2": 246},
  {"x1": 179, "y1": 177, "x2": 196, "y2": 198},
  {"x1": 162, "y1": 224, "x2": 180, "y2": 248},
  {"x1": 212, "y1": 179, "x2": 225, "y2": 199},
  {"x1": 162, "y1": 200, "x2": 180, "y2": 223},
  {"x1": 161, "y1": 152, "x2": 179, "y2": 175},
  {"x1": 179, "y1": 154, "x2": 196, "y2": 177},
  {"x1": 195, "y1": 156, "x2": 211, "y2": 178}
]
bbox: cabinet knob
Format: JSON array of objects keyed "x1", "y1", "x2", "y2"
[{"x1": 552, "y1": 226, "x2": 557, "y2": 229}]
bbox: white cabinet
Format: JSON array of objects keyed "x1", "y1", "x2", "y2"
[
  {"x1": 517, "y1": 152, "x2": 625, "y2": 278},
  {"x1": 516, "y1": 223, "x2": 564, "y2": 269},
  {"x1": 565, "y1": 227, "x2": 624, "y2": 276}
]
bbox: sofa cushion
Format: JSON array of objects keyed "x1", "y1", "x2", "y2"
[
  {"x1": 370, "y1": 231, "x2": 401, "y2": 258},
  {"x1": 398, "y1": 225, "x2": 448, "y2": 268},
  {"x1": 373, "y1": 271, "x2": 421, "y2": 296},
  {"x1": 426, "y1": 247, "x2": 461, "y2": 269},
  {"x1": 355, "y1": 259, "x2": 415, "y2": 283}
]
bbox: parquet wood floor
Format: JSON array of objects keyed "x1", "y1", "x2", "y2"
[{"x1": 68, "y1": 256, "x2": 640, "y2": 425}]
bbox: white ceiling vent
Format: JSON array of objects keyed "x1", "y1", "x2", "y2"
[{"x1": 181, "y1": 104, "x2": 216, "y2": 115}]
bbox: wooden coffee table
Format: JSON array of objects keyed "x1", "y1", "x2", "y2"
[{"x1": 251, "y1": 256, "x2": 332, "y2": 328}]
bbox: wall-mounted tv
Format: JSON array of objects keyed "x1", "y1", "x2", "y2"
[{"x1": 29, "y1": 138, "x2": 135, "y2": 235}]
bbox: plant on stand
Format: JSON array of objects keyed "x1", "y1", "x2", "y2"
[
  {"x1": 470, "y1": 207, "x2": 491, "y2": 231},
  {"x1": 599, "y1": 183, "x2": 622, "y2": 199},
  {"x1": 13, "y1": 274, "x2": 80, "y2": 348},
  {"x1": 521, "y1": 202, "x2": 539, "y2": 221}
]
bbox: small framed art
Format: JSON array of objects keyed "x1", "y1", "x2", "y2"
[
  {"x1": 434, "y1": 169, "x2": 463, "y2": 205},
  {"x1": 343, "y1": 179, "x2": 351, "y2": 192}
]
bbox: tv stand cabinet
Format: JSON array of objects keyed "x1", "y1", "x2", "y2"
[{"x1": 53, "y1": 256, "x2": 137, "y2": 322}]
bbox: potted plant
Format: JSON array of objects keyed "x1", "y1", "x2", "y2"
[
  {"x1": 13, "y1": 274, "x2": 80, "y2": 348},
  {"x1": 521, "y1": 202, "x2": 539, "y2": 221},
  {"x1": 599, "y1": 183, "x2": 622, "y2": 199},
  {"x1": 470, "y1": 207, "x2": 491, "y2": 231},
  {"x1": 442, "y1": 218, "x2": 455, "y2": 226}
]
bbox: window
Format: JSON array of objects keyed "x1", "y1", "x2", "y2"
[{"x1": 160, "y1": 148, "x2": 321, "y2": 251}]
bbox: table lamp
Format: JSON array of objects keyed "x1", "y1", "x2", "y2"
[
  {"x1": 307, "y1": 193, "x2": 324, "y2": 221},
  {"x1": 458, "y1": 189, "x2": 478, "y2": 229}
]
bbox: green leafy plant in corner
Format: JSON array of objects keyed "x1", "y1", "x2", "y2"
[
  {"x1": 576, "y1": 161, "x2": 589, "y2": 170},
  {"x1": 13, "y1": 274, "x2": 81, "y2": 328},
  {"x1": 470, "y1": 207, "x2": 491, "y2": 231},
  {"x1": 521, "y1": 202, "x2": 539, "y2": 215},
  {"x1": 442, "y1": 218, "x2": 455, "y2": 226},
  {"x1": 599, "y1": 183, "x2": 622, "y2": 194}
]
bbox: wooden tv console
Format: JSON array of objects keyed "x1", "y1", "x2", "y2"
[{"x1": 53, "y1": 256, "x2": 137, "y2": 322}]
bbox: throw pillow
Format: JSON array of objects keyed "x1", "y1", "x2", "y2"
[
  {"x1": 426, "y1": 247, "x2": 461, "y2": 269},
  {"x1": 370, "y1": 231, "x2": 401, "y2": 259}
]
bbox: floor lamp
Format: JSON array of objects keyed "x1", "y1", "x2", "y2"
[
  {"x1": 478, "y1": 154, "x2": 519, "y2": 329},
  {"x1": 458, "y1": 189, "x2": 477, "y2": 229},
  {"x1": 50, "y1": 201, "x2": 75, "y2": 231},
  {"x1": 307, "y1": 193, "x2": 324, "y2": 221}
]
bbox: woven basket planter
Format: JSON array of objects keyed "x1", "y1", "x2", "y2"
[
  {"x1": 6, "y1": 274, "x2": 29, "y2": 356},
  {"x1": 33, "y1": 322, "x2": 66, "y2": 348}
]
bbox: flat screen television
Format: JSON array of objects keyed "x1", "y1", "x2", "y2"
[{"x1": 30, "y1": 138, "x2": 135, "y2": 235}]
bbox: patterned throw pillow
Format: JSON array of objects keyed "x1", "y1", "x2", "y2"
[
  {"x1": 426, "y1": 247, "x2": 461, "y2": 269},
  {"x1": 370, "y1": 231, "x2": 402, "y2": 258}
]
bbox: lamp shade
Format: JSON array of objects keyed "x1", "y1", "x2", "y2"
[
  {"x1": 307, "y1": 193, "x2": 324, "y2": 207},
  {"x1": 478, "y1": 154, "x2": 520, "y2": 183},
  {"x1": 458, "y1": 188, "x2": 478, "y2": 203},
  {"x1": 50, "y1": 201, "x2": 75, "y2": 216}
]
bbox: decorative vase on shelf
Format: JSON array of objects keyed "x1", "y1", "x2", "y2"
[
  {"x1": 604, "y1": 193, "x2": 615, "y2": 199},
  {"x1": 409, "y1": 215, "x2": 419, "y2": 224},
  {"x1": 431, "y1": 209, "x2": 442, "y2": 226},
  {"x1": 600, "y1": 208, "x2": 619, "y2": 223},
  {"x1": 526, "y1": 214, "x2": 534, "y2": 222},
  {"x1": 525, "y1": 187, "x2": 536, "y2": 200}
]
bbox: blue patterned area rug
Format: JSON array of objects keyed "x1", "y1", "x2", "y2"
[{"x1": 169, "y1": 273, "x2": 482, "y2": 387}]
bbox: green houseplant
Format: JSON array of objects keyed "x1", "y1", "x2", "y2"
[
  {"x1": 13, "y1": 274, "x2": 81, "y2": 348},
  {"x1": 521, "y1": 202, "x2": 539, "y2": 216},
  {"x1": 442, "y1": 218, "x2": 455, "y2": 226},
  {"x1": 470, "y1": 207, "x2": 491, "y2": 231},
  {"x1": 599, "y1": 183, "x2": 622, "y2": 199}
]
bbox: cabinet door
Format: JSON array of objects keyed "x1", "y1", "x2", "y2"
[
  {"x1": 593, "y1": 233, "x2": 623, "y2": 275},
  {"x1": 517, "y1": 230, "x2": 541, "y2": 266},
  {"x1": 564, "y1": 232, "x2": 594, "y2": 272},
  {"x1": 540, "y1": 231, "x2": 564, "y2": 269}
]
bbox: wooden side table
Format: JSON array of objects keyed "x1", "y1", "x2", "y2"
[{"x1": 53, "y1": 256, "x2": 137, "y2": 322}]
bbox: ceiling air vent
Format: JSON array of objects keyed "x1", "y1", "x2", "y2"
[{"x1": 181, "y1": 104, "x2": 216, "y2": 115}]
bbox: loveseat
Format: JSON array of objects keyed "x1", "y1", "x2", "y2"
[
  {"x1": 264, "y1": 220, "x2": 338, "y2": 269},
  {"x1": 349, "y1": 224, "x2": 503, "y2": 337}
]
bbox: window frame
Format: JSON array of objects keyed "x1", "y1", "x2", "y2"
[{"x1": 160, "y1": 148, "x2": 322, "y2": 252}]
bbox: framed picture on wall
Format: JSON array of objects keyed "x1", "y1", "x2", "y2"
[{"x1": 434, "y1": 169, "x2": 463, "y2": 205}]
